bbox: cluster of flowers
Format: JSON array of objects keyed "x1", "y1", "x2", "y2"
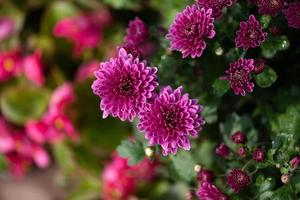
[
  {"x1": 195, "y1": 130, "x2": 300, "y2": 199},
  {"x1": 102, "y1": 153, "x2": 157, "y2": 200},
  {"x1": 167, "y1": 0, "x2": 299, "y2": 96},
  {"x1": 92, "y1": 17, "x2": 206, "y2": 156},
  {"x1": 0, "y1": 84, "x2": 77, "y2": 177}
]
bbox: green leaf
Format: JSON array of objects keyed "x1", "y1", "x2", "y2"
[
  {"x1": 0, "y1": 85, "x2": 49, "y2": 125},
  {"x1": 117, "y1": 139, "x2": 145, "y2": 166},
  {"x1": 255, "y1": 67, "x2": 277, "y2": 88},
  {"x1": 261, "y1": 36, "x2": 290, "y2": 58},
  {"x1": 260, "y1": 15, "x2": 271, "y2": 29},
  {"x1": 103, "y1": 0, "x2": 141, "y2": 10},
  {"x1": 170, "y1": 150, "x2": 197, "y2": 182},
  {"x1": 212, "y1": 78, "x2": 230, "y2": 97},
  {"x1": 272, "y1": 185, "x2": 295, "y2": 200},
  {"x1": 255, "y1": 175, "x2": 276, "y2": 193}
]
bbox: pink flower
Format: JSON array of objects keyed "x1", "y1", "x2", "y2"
[
  {"x1": 124, "y1": 17, "x2": 149, "y2": 46},
  {"x1": 290, "y1": 156, "x2": 300, "y2": 169},
  {"x1": 216, "y1": 143, "x2": 230, "y2": 157},
  {"x1": 0, "y1": 50, "x2": 21, "y2": 82},
  {"x1": 0, "y1": 17, "x2": 15, "y2": 41},
  {"x1": 92, "y1": 48, "x2": 158, "y2": 122},
  {"x1": 75, "y1": 60, "x2": 99, "y2": 82},
  {"x1": 196, "y1": 0, "x2": 234, "y2": 18},
  {"x1": 254, "y1": 0, "x2": 284, "y2": 16},
  {"x1": 138, "y1": 86, "x2": 205, "y2": 156},
  {"x1": 53, "y1": 10, "x2": 111, "y2": 54},
  {"x1": 227, "y1": 168, "x2": 251, "y2": 193},
  {"x1": 196, "y1": 182, "x2": 229, "y2": 200},
  {"x1": 166, "y1": 5, "x2": 215, "y2": 58},
  {"x1": 225, "y1": 58, "x2": 255, "y2": 96},
  {"x1": 49, "y1": 83, "x2": 75, "y2": 114},
  {"x1": 252, "y1": 148, "x2": 266, "y2": 162},
  {"x1": 22, "y1": 49, "x2": 45, "y2": 86},
  {"x1": 235, "y1": 15, "x2": 268, "y2": 50},
  {"x1": 237, "y1": 146, "x2": 248, "y2": 157},
  {"x1": 231, "y1": 131, "x2": 246, "y2": 144},
  {"x1": 283, "y1": 1, "x2": 300, "y2": 29},
  {"x1": 5, "y1": 152, "x2": 31, "y2": 178},
  {"x1": 0, "y1": 118, "x2": 15, "y2": 153},
  {"x1": 102, "y1": 154, "x2": 157, "y2": 200}
]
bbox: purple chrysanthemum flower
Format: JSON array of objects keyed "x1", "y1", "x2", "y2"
[
  {"x1": 124, "y1": 17, "x2": 149, "y2": 46},
  {"x1": 216, "y1": 143, "x2": 230, "y2": 157},
  {"x1": 227, "y1": 168, "x2": 251, "y2": 193},
  {"x1": 197, "y1": 169, "x2": 215, "y2": 183},
  {"x1": 235, "y1": 15, "x2": 268, "y2": 50},
  {"x1": 231, "y1": 131, "x2": 246, "y2": 144},
  {"x1": 138, "y1": 86, "x2": 205, "y2": 156},
  {"x1": 254, "y1": 0, "x2": 284, "y2": 16},
  {"x1": 91, "y1": 48, "x2": 158, "y2": 122},
  {"x1": 283, "y1": 1, "x2": 300, "y2": 29},
  {"x1": 237, "y1": 146, "x2": 248, "y2": 157},
  {"x1": 196, "y1": 181, "x2": 229, "y2": 200},
  {"x1": 196, "y1": 0, "x2": 234, "y2": 18},
  {"x1": 252, "y1": 148, "x2": 266, "y2": 162},
  {"x1": 225, "y1": 58, "x2": 255, "y2": 96},
  {"x1": 166, "y1": 5, "x2": 215, "y2": 58}
]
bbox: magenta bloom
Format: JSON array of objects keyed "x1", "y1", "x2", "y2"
[
  {"x1": 227, "y1": 168, "x2": 251, "y2": 193},
  {"x1": 92, "y1": 48, "x2": 158, "y2": 122},
  {"x1": 22, "y1": 49, "x2": 45, "y2": 86},
  {"x1": 0, "y1": 17, "x2": 15, "y2": 41},
  {"x1": 216, "y1": 143, "x2": 230, "y2": 157},
  {"x1": 49, "y1": 83, "x2": 75, "y2": 114},
  {"x1": 102, "y1": 154, "x2": 157, "y2": 200},
  {"x1": 237, "y1": 146, "x2": 248, "y2": 157},
  {"x1": 235, "y1": 15, "x2": 268, "y2": 50},
  {"x1": 252, "y1": 148, "x2": 266, "y2": 162},
  {"x1": 0, "y1": 50, "x2": 21, "y2": 82},
  {"x1": 196, "y1": 0, "x2": 234, "y2": 18},
  {"x1": 53, "y1": 10, "x2": 111, "y2": 54},
  {"x1": 231, "y1": 131, "x2": 246, "y2": 144},
  {"x1": 125, "y1": 17, "x2": 149, "y2": 46},
  {"x1": 290, "y1": 156, "x2": 300, "y2": 169},
  {"x1": 166, "y1": 5, "x2": 215, "y2": 58},
  {"x1": 0, "y1": 118, "x2": 15, "y2": 153},
  {"x1": 225, "y1": 58, "x2": 255, "y2": 96},
  {"x1": 197, "y1": 169, "x2": 215, "y2": 183},
  {"x1": 283, "y1": 1, "x2": 300, "y2": 29},
  {"x1": 196, "y1": 182, "x2": 229, "y2": 200},
  {"x1": 254, "y1": 0, "x2": 284, "y2": 16},
  {"x1": 75, "y1": 60, "x2": 99, "y2": 82},
  {"x1": 138, "y1": 86, "x2": 205, "y2": 156}
]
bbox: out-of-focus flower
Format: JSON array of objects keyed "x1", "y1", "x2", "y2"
[
  {"x1": 102, "y1": 154, "x2": 157, "y2": 200},
  {"x1": 231, "y1": 131, "x2": 246, "y2": 144},
  {"x1": 235, "y1": 15, "x2": 267, "y2": 50},
  {"x1": 92, "y1": 48, "x2": 158, "y2": 122},
  {"x1": 225, "y1": 58, "x2": 255, "y2": 96},
  {"x1": 216, "y1": 143, "x2": 230, "y2": 157},
  {"x1": 253, "y1": 58, "x2": 266, "y2": 74},
  {"x1": 75, "y1": 60, "x2": 99, "y2": 82},
  {"x1": 227, "y1": 168, "x2": 251, "y2": 193},
  {"x1": 290, "y1": 156, "x2": 300, "y2": 169},
  {"x1": 0, "y1": 17, "x2": 15, "y2": 42},
  {"x1": 0, "y1": 118, "x2": 15, "y2": 153},
  {"x1": 196, "y1": 181, "x2": 229, "y2": 200},
  {"x1": 254, "y1": 0, "x2": 284, "y2": 16},
  {"x1": 138, "y1": 86, "x2": 205, "y2": 156},
  {"x1": 26, "y1": 84, "x2": 78, "y2": 143},
  {"x1": 22, "y1": 49, "x2": 45, "y2": 86},
  {"x1": 5, "y1": 152, "x2": 31, "y2": 178},
  {"x1": 0, "y1": 50, "x2": 21, "y2": 82},
  {"x1": 124, "y1": 17, "x2": 149, "y2": 46},
  {"x1": 196, "y1": 0, "x2": 234, "y2": 18},
  {"x1": 166, "y1": 5, "x2": 215, "y2": 58},
  {"x1": 53, "y1": 9, "x2": 111, "y2": 54},
  {"x1": 252, "y1": 148, "x2": 266, "y2": 162},
  {"x1": 283, "y1": 1, "x2": 300, "y2": 29},
  {"x1": 121, "y1": 43, "x2": 142, "y2": 59},
  {"x1": 197, "y1": 169, "x2": 215, "y2": 183},
  {"x1": 237, "y1": 146, "x2": 248, "y2": 157}
]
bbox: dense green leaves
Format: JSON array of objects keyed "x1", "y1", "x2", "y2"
[
  {"x1": 212, "y1": 78, "x2": 230, "y2": 97},
  {"x1": 0, "y1": 85, "x2": 49, "y2": 125},
  {"x1": 261, "y1": 36, "x2": 290, "y2": 58}
]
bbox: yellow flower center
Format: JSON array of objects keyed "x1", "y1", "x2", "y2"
[
  {"x1": 54, "y1": 118, "x2": 64, "y2": 130},
  {"x1": 3, "y1": 58, "x2": 14, "y2": 72}
]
